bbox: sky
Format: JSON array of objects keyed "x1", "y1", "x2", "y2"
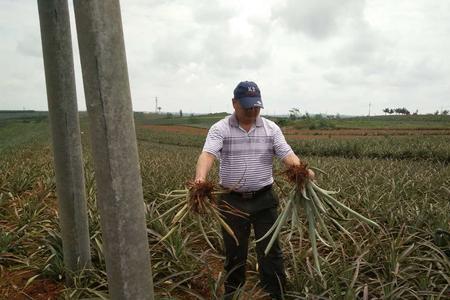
[{"x1": 1, "y1": 0, "x2": 449, "y2": 116}]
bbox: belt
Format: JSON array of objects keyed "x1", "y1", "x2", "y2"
[{"x1": 229, "y1": 184, "x2": 272, "y2": 199}]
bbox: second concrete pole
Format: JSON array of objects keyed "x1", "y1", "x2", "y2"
[{"x1": 72, "y1": 1, "x2": 154, "y2": 299}]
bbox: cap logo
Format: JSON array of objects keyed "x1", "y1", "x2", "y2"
[{"x1": 245, "y1": 86, "x2": 259, "y2": 97}]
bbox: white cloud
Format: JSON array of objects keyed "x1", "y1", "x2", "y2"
[
  {"x1": 272, "y1": 0, "x2": 365, "y2": 40},
  {"x1": 16, "y1": 33, "x2": 42, "y2": 58},
  {"x1": 1, "y1": 0, "x2": 449, "y2": 115}
]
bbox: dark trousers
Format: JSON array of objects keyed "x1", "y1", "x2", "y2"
[{"x1": 220, "y1": 188, "x2": 286, "y2": 299}]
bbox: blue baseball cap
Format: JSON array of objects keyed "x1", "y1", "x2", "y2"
[{"x1": 233, "y1": 81, "x2": 264, "y2": 109}]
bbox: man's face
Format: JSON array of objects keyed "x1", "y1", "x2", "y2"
[{"x1": 233, "y1": 99, "x2": 261, "y2": 124}]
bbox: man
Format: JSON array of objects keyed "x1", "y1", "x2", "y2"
[{"x1": 195, "y1": 81, "x2": 312, "y2": 299}]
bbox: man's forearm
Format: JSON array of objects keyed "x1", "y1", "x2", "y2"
[
  {"x1": 195, "y1": 151, "x2": 216, "y2": 182},
  {"x1": 282, "y1": 152, "x2": 301, "y2": 167}
]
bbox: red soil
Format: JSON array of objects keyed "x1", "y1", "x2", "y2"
[
  {"x1": 0, "y1": 270, "x2": 63, "y2": 300},
  {"x1": 141, "y1": 124, "x2": 450, "y2": 140},
  {"x1": 283, "y1": 127, "x2": 450, "y2": 139}
]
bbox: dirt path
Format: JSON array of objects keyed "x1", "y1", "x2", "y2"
[{"x1": 141, "y1": 125, "x2": 450, "y2": 140}]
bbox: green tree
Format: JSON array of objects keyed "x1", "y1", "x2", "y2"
[{"x1": 289, "y1": 107, "x2": 301, "y2": 120}]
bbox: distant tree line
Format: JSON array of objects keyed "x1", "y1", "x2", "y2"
[
  {"x1": 435, "y1": 110, "x2": 449, "y2": 115},
  {"x1": 382, "y1": 107, "x2": 412, "y2": 115},
  {"x1": 0, "y1": 110, "x2": 37, "y2": 113},
  {"x1": 383, "y1": 108, "x2": 448, "y2": 116}
]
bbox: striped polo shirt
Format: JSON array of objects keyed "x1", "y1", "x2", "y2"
[{"x1": 202, "y1": 113, "x2": 293, "y2": 192}]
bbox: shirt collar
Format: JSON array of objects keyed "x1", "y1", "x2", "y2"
[{"x1": 229, "y1": 113, "x2": 263, "y2": 127}]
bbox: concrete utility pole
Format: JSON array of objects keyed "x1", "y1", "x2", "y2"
[
  {"x1": 37, "y1": 0, "x2": 91, "y2": 281},
  {"x1": 72, "y1": 1, "x2": 154, "y2": 299}
]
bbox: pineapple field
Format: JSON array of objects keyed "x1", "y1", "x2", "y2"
[{"x1": 0, "y1": 114, "x2": 449, "y2": 299}]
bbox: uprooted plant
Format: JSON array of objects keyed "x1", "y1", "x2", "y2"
[
  {"x1": 256, "y1": 162, "x2": 381, "y2": 276},
  {"x1": 156, "y1": 180, "x2": 247, "y2": 249}
]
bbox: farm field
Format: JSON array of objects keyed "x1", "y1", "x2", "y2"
[{"x1": 0, "y1": 114, "x2": 449, "y2": 299}]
